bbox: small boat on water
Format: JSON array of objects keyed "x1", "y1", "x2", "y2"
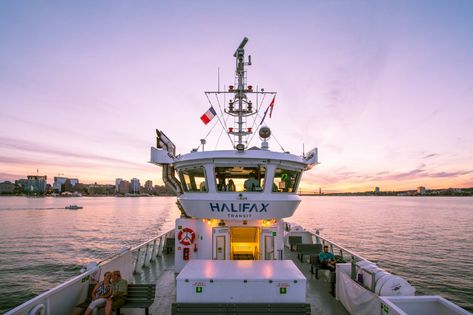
[
  {"x1": 65, "y1": 205, "x2": 82, "y2": 210},
  {"x1": 5, "y1": 38, "x2": 471, "y2": 315}
]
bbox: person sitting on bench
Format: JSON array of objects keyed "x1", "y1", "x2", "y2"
[
  {"x1": 84, "y1": 271, "x2": 112, "y2": 315},
  {"x1": 104, "y1": 270, "x2": 128, "y2": 315},
  {"x1": 319, "y1": 245, "x2": 336, "y2": 272}
]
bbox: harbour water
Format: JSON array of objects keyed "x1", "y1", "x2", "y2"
[{"x1": 0, "y1": 196, "x2": 472, "y2": 312}]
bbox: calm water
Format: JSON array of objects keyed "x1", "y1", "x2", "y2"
[{"x1": 0, "y1": 196, "x2": 472, "y2": 312}]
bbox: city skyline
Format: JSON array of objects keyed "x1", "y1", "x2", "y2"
[{"x1": 1, "y1": 1, "x2": 473, "y2": 193}]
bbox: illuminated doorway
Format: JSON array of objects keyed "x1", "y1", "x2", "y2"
[{"x1": 230, "y1": 227, "x2": 260, "y2": 260}]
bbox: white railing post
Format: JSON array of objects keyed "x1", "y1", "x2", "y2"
[
  {"x1": 133, "y1": 248, "x2": 142, "y2": 274},
  {"x1": 157, "y1": 236, "x2": 164, "y2": 257},
  {"x1": 150, "y1": 239, "x2": 157, "y2": 262},
  {"x1": 142, "y1": 243, "x2": 150, "y2": 267}
]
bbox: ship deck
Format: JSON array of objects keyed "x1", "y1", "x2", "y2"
[{"x1": 133, "y1": 248, "x2": 349, "y2": 315}]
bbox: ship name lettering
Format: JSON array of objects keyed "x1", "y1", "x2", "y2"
[{"x1": 209, "y1": 203, "x2": 269, "y2": 213}]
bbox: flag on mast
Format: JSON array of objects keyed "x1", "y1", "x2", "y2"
[
  {"x1": 200, "y1": 106, "x2": 217, "y2": 125},
  {"x1": 259, "y1": 95, "x2": 276, "y2": 126},
  {"x1": 269, "y1": 96, "x2": 276, "y2": 118}
]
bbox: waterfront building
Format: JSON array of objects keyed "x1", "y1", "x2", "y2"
[
  {"x1": 15, "y1": 179, "x2": 28, "y2": 191},
  {"x1": 130, "y1": 178, "x2": 140, "y2": 194},
  {"x1": 118, "y1": 180, "x2": 130, "y2": 194},
  {"x1": 374, "y1": 186, "x2": 380, "y2": 194},
  {"x1": 115, "y1": 178, "x2": 122, "y2": 193},
  {"x1": 53, "y1": 177, "x2": 79, "y2": 193},
  {"x1": 26, "y1": 175, "x2": 47, "y2": 193},
  {"x1": 0, "y1": 181, "x2": 15, "y2": 194},
  {"x1": 88, "y1": 184, "x2": 114, "y2": 195},
  {"x1": 417, "y1": 186, "x2": 426, "y2": 195},
  {"x1": 145, "y1": 180, "x2": 153, "y2": 192}
]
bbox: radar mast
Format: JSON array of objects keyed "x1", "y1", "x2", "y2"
[{"x1": 205, "y1": 37, "x2": 276, "y2": 151}]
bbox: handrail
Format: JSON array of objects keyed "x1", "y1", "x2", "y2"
[
  {"x1": 307, "y1": 229, "x2": 368, "y2": 262},
  {"x1": 94, "y1": 228, "x2": 174, "y2": 266},
  {"x1": 130, "y1": 228, "x2": 174, "y2": 252},
  {"x1": 304, "y1": 229, "x2": 386, "y2": 292},
  {"x1": 5, "y1": 266, "x2": 99, "y2": 315},
  {"x1": 5, "y1": 228, "x2": 175, "y2": 315}
]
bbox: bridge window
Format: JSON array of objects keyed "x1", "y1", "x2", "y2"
[
  {"x1": 215, "y1": 166, "x2": 266, "y2": 192},
  {"x1": 179, "y1": 166, "x2": 207, "y2": 193},
  {"x1": 273, "y1": 168, "x2": 300, "y2": 193}
]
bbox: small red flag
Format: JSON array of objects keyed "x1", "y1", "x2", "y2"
[{"x1": 269, "y1": 96, "x2": 276, "y2": 118}]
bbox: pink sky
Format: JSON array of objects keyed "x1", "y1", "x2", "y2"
[{"x1": 1, "y1": 1, "x2": 472, "y2": 192}]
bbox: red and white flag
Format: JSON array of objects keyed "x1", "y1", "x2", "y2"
[
  {"x1": 200, "y1": 106, "x2": 217, "y2": 125},
  {"x1": 269, "y1": 95, "x2": 275, "y2": 118}
]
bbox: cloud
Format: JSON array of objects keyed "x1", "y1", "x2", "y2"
[
  {"x1": 422, "y1": 153, "x2": 439, "y2": 159},
  {"x1": 0, "y1": 136, "x2": 146, "y2": 169},
  {"x1": 304, "y1": 165, "x2": 473, "y2": 187}
]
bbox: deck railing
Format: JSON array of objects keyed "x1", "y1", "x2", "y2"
[
  {"x1": 304, "y1": 229, "x2": 388, "y2": 292},
  {"x1": 5, "y1": 228, "x2": 175, "y2": 315},
  {"x1": 308, "y1": 229, "x2": 368, "y2": 263},
  {"x1": 130, "y1": 229, "x2": 174, "y2": 274}
]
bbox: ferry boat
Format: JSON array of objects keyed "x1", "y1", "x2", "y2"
[
  {"x1": 5, "y1": 38, "x2": 471, "y2": 315},
  {"x1": 65, "y1": 205, "x2": 83, "y2": 210}
]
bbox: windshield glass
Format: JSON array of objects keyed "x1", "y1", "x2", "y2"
[
  {"x1": 215, "y1": 166, "x2": 266, "y2": 192},
  {"x1": 273, "y1": 168, "x2": 300, "y2": 193},
  {"x1": 178, "y1": 166, "x2": 207, "y2": 192}
]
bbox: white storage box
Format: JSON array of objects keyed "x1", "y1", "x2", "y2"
[
  {"x1": 176, "y1": 260, "x2": 306, "y2": 303},
  {"x1": 381, "y1": 296, "x2": 471, "y2": 315}
]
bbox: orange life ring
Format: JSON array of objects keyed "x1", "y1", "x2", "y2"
[{"x1": 178, "y1": 227, "x2": 196, "y2": 246}]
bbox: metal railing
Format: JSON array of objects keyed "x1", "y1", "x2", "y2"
[
  {"x1": 130, "y1": 229, "x2": 174, "y2": 274},
  {"x1": 308, "y1": 229, "x2": 368, "y2": 263},
  {"x1": 5, "y1": 228, "x2": 175, "y2": 315},
  {"x1": 305, "y1": 229, "x2": 385, "y2": 292},
  {"x1": 4, "y1": 266, "x2": 100, "y2": 315}
]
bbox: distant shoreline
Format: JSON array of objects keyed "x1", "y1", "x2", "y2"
[{"x1": 298, "y1": 194, "x2": 473, "y2": 197}]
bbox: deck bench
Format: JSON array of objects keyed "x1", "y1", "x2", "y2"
[
  {"x1": 164, "y1": 237, "x2": 175, "y2": 254},
  {"x1": 288, "y1": 236, "x2": 302, "y2": 251},
  {"x1": 295, "y1": 243, "x2": 322, "y2": 262},
  {"x1": 310, "y1": 255, "x2": 345, "y2": 297},
  {"x1": 172, "y1": 303, "x2": 311, "y2": 314},
  {"x1": 77, "y1": 283, "x2": 156, "y2": 315}
]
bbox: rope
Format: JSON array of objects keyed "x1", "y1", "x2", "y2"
[
  {"x1": 246, "y1": 92, "x2": 275, "y2": 148},
  {"x1": 204, "y1": 92, "x2": 235, "y2": 147},
  {"x1": 195, "y1": 118, "x2": 220, "y2": 151},
  {"x1": 252, "y1": 110, "x2": 286, "y2": 152}
]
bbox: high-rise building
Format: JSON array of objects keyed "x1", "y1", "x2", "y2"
[
  {"x1": 53, "y1": 177, "x2": 79, "y2": 193},
  {"x1": 26, "y1": 175, "x2": 47, "y2": 193},
  {"x1": 145, "y1": 180, "x2": 153, "y2": 192},
  {"x1": 374, "y1": 187, "x2": 380, "y2": 194},
  {"x1": 115, "y1": 178, "x2": 122, "y2": 193},
  {"x1": 130, "y1": 178, "x2": 140, "y2": 194},
  {"x1": 119, "y1": 180, "x2": 130, "y2": 194},
  {"x1": 53, "y1": 176, "x2": 68, "y2": 193}
]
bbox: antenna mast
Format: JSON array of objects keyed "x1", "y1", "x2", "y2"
[
  {"x1": 204, "y1": 37, "x2": 276, "y2": 151},
  {"x1": 230, "y1": 37, "x2": 252, "y2": 150}
]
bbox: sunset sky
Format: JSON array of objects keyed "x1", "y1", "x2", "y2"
[{"x1": 1, "y1": 1, "x2": 473, "y2": 192}]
